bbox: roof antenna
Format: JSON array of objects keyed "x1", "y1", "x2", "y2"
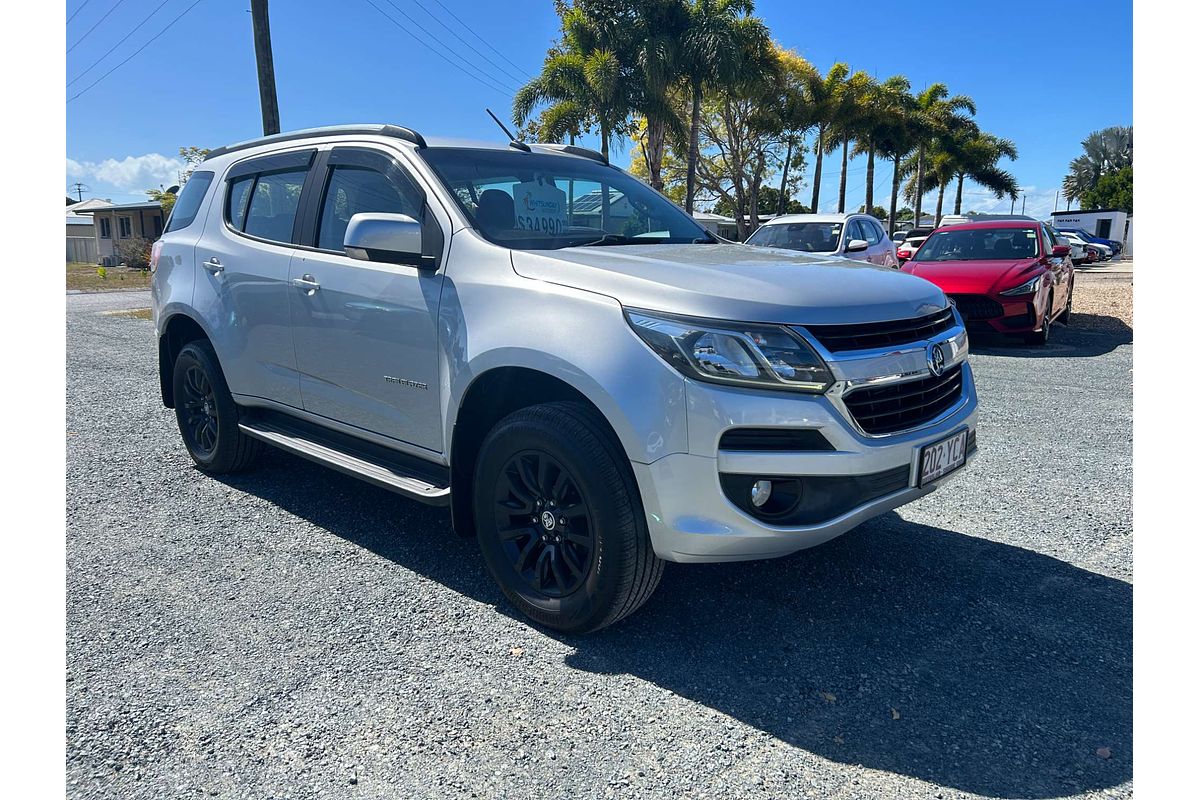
[{"x1": 487, "y1": 108, "x2": 531, "y2": 152}]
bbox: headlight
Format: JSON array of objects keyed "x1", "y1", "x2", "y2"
[
  {"x1": 626, "y1": 309, "x2": 833, "y2": 392},
  {"x1": 999, "y1": 274, "x2": 1043, "y2": 296}
]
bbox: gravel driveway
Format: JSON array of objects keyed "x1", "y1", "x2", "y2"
[{"x1": 67, "y1": 290, "x2": 1132, "y2": 800}]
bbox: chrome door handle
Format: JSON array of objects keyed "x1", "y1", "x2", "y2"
[
  {"x1": 202, "y1": 258, "x2": 223, "y2": 274},
  {"x1": 291, "y1": 274, "x2": 321, "y2": 292}
]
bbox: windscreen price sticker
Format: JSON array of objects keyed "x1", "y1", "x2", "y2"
[{"x1": 515, "y1": 180, "x2": 568, "y2": 234}]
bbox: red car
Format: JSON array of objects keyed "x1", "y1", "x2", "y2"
[{"x1": 900, "y1": 220, "x2": 1074, "y2": 345}]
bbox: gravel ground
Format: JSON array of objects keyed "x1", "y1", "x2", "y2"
[
  {"x1": 67, "y1": 290, "x2": 1132, "y2": 800},
  {"x1": 1069, "y1": 274, "x2": 1133, "y2": 333}
]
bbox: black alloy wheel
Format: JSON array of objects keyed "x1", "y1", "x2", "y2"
[
  {"x1": 179, "y1": 363, "x2": 219, "y2": 458},
  {"x1": 493, "y1": 450, "x2": 594, "y2": 598}
]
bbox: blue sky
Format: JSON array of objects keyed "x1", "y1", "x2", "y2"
[{"x1": 66, "y1": 0, "x2": 1131, "y2": 219}]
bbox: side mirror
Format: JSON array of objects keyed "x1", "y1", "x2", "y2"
[
  {"x1": 1051, "y1": 244, "x2": 1071, "y2": 257},
  {"x1": 845, "y1": 238, "x2": 870, "y2": 253},
  {"x1": 344, "y1": 212, "x2": 434, "y2": 269}
]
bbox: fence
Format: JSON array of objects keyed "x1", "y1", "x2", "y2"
[{"x1": 67, "y1": 236, "x2": 98, "y2": 264}]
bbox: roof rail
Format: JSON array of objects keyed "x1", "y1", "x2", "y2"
[
  {"x1": 531, "y1": 143, "x2": 608, "y2": 165},
  {"x1": 203, "y1": 124, "x2": 426, "y2": 161}
]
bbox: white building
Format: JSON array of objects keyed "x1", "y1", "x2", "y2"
[{"x1": 1049, "y1": 209, "x2": 1130, "y2": 247}]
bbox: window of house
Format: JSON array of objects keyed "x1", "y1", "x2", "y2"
[
  {"x1": 99, "y1": 218, "x2": 111, "y2": 239},
  {"x1": 118, "y1": 217, "x2": 132, "y2": 238}
]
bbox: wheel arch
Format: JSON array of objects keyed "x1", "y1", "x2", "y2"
[
  {"x1": 447, "y1": 366, "x2": 629, "y2": 539},
  {"x1": 158, "y1": 311, "x2": 214, "y2": 408}
]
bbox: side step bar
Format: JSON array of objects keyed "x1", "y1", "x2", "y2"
[{"x1": 238, "y1": 414, "x2": 451, "y2": 506}]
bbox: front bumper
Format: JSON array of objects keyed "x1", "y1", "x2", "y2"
[{"x1": 633, "y1": 362, "x2": 979, "y2": 563}]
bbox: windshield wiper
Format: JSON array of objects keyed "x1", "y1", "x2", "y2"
[{"x1": 560, "y1": 234, "x2": 650, "y2": 248}]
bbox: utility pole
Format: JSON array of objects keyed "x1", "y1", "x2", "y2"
[
  {"x1": 1054, "y1": 190, "x2": 1059, "y2": 213},
  {"x1": 1021, "y1": 194, "x2": 1026, "y2": 215},
  {"x1": 1010, "y1": 197, "x2": 1016, "y2": 214},
  {"x1": 250, "y1": 0, "x2": 280, "y2": 136}
]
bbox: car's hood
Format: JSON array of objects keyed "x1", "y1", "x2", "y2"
[
  {"x1": 901, "y1": 258, "x2": 1042, "y2": 295},
  {"x1": 511, "y1": 243, "x2": 947, "y2": 325}
]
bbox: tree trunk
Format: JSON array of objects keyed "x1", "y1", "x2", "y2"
[
  {"x1": 913, "y1": 144, "x2": 926, "y2": 224},
  {"x1": 954, "y1": 174, "x2": 964, "y2": 215},
  {"x1": 685, "y1": 84, "x2": 702, "y2": 213},
  {"x1": 810, "y1": 127, "x2": 824, "y2": 212},
  {"x1": 646, "y1": 117, "x2": 666, "y2": 191},
  {"x1": 864, "y1": 143, "x2": 875, "y2": 213},
  {"x1": 837, "y1": 136, "x2": 849, "y2": 213},
  {"x1": 777, "y1": 137, "x2": 793, "y2": 216},
  {"x1": 934, "y1": 183, "x2": 946, "y2": 228},
  {"x1": 888, "y1": 154, "x2": 901, "y2": 237}
]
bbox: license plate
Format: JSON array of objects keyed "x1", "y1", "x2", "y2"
[{"x1": 918, "y1": 429, "x2": 969, "y2": 486}]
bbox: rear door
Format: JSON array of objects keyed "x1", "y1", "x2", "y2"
[
  {"x1": 192, "y1": 149, "x2": 314, "y2": 408},
  {"x1": 288, "y1": 145, "x2": 447, "y2": 452}
]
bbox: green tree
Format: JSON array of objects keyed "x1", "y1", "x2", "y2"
[
  {"x1": 1062, "y1": 126, "x2": 1132, "y2": 205},
  {"x1": 951, "y1": 130, "x2": 1019, "y2": 216},
  {"x1": 909, "y1": 84, "x2": 976, "y2": 225},
  {"x1": 856, "y1": 204, "x2": 888, "y2": 220},
  {"x1": 852, "y1": 75, "x2": 911, "y2": 219},
  {"x1": 678, "y1": 0, "x2": 772, "y2": 213},
  {"x1": 800, "y1": 62, "x2": 849, "y2": 213},
  {"x1": 1079, "y1": 165, "x2": 1132, "y2": 213},
  {"x1": 514, "y1": 3, "x2": 639, "y2": 160},
  {"x1": 824, "y1": 69, "x2": 874, "y2": 213}
]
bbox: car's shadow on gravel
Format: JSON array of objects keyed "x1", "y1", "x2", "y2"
[
  {"x1": 970, "y1": 321, "x2": 1131, "y2": 359},
  {"x1": 215, "y1": 452, "x2": 1132, "y2": 799}
]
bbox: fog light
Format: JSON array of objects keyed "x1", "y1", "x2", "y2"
[{"x1": 750, "y1": 479, "x2": 772, "y2": 508}]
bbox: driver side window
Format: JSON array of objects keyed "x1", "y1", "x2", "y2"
[{"x1": 317, "y1": 164, "x2": 421, "y2": 251}]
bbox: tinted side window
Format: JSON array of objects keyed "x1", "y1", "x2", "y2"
[
  {"x1": 164, "y1": 171, "x2": 214, "y2": 233},
  {"x1": 860, "y1": 219, "x2": 881, "y2": 244},
  {"x1": 317, "y1": 165, "x2": 421, "y2": 250},
  {"x1": 243, "y1": 169, "x2": 307, "y2": 243},
  {"x1": 226, "y1": 175, "x2": 254, "y2": 231}
]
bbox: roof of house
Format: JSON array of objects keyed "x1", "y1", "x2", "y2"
[
  {"x1": 75, "y1": 200, "x2": 163, "y2": 213},
  {"x1": 691, "y1": 211, "x2": 736, "y2": 222},
  {"x1": 66, "y1": 198, "x2": 113, "y2": 214}
]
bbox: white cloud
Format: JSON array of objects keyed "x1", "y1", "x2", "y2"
[{"x1": 66, "y1": 153, "x2": 185, "y2": 192}]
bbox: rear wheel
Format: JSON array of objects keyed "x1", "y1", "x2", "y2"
[
  {"x1": 473, "y1": 401, "x2": 663, "y2": 633},
  {"x1": 172, "y1": 341, "x2": 262, "y2": 473}
]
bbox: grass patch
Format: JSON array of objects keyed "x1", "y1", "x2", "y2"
[
  {"x1": 101, "y1": 308, "x2": 153, "y2": 320},
  {"x1": 67, "y1": 262, "x2": 152, "y2": 292}
]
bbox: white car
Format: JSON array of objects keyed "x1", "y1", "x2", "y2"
[
  {"x1": 1060, "y1": 230, "x2": 1109, "y2": 262},
  {"x1": 746, "y1": 213, "x2": 899, "y2": 268},
  {"x1": 896, "y1": 227, "x2": 936, "y2": 263},
  {"x1": 1051, "y1": 229, "x2": 1087, "y2": 262}
]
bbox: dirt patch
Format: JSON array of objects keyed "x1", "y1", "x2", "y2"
[
  {"x1": 101, "y1": 308, "x2": 152, "y2": 320},
  {"x1": 67, "y1": 262, "x2": 152, "y2": 292}
]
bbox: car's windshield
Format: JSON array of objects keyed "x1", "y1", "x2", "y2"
[
  {"x1": 419, "y1": 147, "x2": 710, "y2": 250},
  {"x1": 745, "y1": 222, "x2": 843, "y2": 252},
  {"x1": 912, "y1": 227, "x2": 1042, "y2": 262}
]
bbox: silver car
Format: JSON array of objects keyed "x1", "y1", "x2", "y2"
[
  {"x1": 746, "y1": 213, "x2": 899, "y2": 268},
  {"x1": 151, "y1": 125, "x2": 978, "y2": 633}
]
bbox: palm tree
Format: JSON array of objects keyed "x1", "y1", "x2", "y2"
[
  {"x1": 1062, "y1": 126, "x2": 1132, "y2": 205},
  {"x1": 951, "y1": 131, "x2": 1019, "y2": 215},
  {"x1": 867, "y1": 77, "x2": 919, "y2": 236},
  {"x1": 679, "y1": 0, "x2": 771, "y2": 213},
  {"x1": 824, "y1": 70, "x2": 874, "y2": 213},
  {"x1": 909, "y1": 84, "x2": 975, "y2": 225},
  {"x1": 513, "y1": 5, "x2": 637, "y2": 161},
  {"x1": 627, "y1": 0, "x2": 690, "y2": 191},
  {"x1": 851, "y1": 75, "x2": 910, "y2": 218},
  {"x1": 764, "y1": 45, "x2": 818, "y2": 215},
  {"x1": 801, "y1": 62, "x2": 850, "y2": 213}
]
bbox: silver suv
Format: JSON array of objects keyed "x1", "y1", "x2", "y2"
[{"x1": 152, "y1": 124, "x2": 978, "y2": 632}]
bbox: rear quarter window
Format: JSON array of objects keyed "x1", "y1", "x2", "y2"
[{"x1": 163, "y1": 171, "x2": 214, "y2": 233}]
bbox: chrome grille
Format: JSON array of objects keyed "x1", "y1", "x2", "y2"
[
  {"x1": 804, "y1": 307, "x2": 955, "y2": 352},
  {"x1": 843, "y1": 364, "x2": 964, "y2": 435}
]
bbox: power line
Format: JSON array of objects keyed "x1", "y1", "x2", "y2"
[
  {"x1": 67, "y1": 1, "x2": 94, "y2": 25},
  {"x1": 378, "y1": 0, "x2": 521, "y2": 94},
  {"x1": 66, "y1": 0, "x2": 173, "y2": 88},
  {"x1": 361, "y1": 0, "x2": 515, "y2": 98},
  {"x1": 67, "y1": 0, "x2": 128, "y2": 54},
  {"x1": 68, "y1": 0, "x2": 204, "y2": 103},
  {"x1": 427, "y1": 0, "x2": 531, "y2": 79},
  {"x1": 407, "y1": 0, "x2": 530, "y2": 85}
]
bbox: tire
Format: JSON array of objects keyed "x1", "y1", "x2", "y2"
[
  {"x1": 1059, "y1": 282, "x2": 1073, "y2": 325},
  {"x1": 472, "y1": 401, "x2": 663, "y2": 633},
  {"x1": 1024, "y1": 293, "x2": 1052, "y2": 346},
  {"x1": 172, "y1": 340, "x2": 262, "y2": 473}
]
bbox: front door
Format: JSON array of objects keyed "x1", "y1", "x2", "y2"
[{"x1": 288, "y1": 146, "x2": 446, "y2": 452}]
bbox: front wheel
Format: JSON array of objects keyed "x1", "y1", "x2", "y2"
[
  {"x1": 473, "y1": 402, "x2": 663, "y2": 633},
  {"x1": 1024, "y1": 293, "x2": 1053, "y2": 346}
]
